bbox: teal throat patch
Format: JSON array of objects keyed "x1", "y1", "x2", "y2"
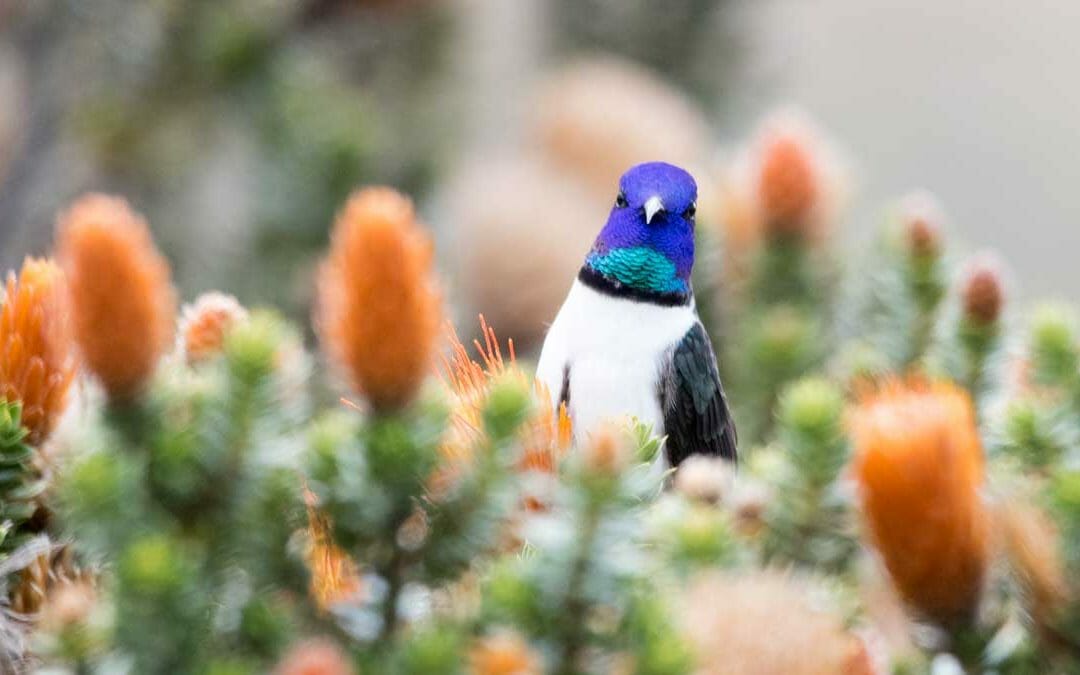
[{"x1": 586, "y1": 247, "x2": 688, "y2": 294}]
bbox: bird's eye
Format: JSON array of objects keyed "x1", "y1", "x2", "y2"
[
  {"x1": 615, "y1": 192, "x2": 628, "y2": 208},
  {"x1": 684, "y1": 202, "x2": 697, "y2": 219}
]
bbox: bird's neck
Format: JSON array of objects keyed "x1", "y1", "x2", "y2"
[{"x1": 580, "y1": 246, "x2": 692, "y2": 307}]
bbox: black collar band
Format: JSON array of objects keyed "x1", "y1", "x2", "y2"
[{"x1": 577, "y1": 265, "x2": 692, "y2": 307}]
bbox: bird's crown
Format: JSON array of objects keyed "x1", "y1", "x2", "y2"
[{"x1": 582, "y1": 162, "x2": 698, "y2": 304}]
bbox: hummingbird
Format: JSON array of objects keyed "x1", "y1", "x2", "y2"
[{"x1": 537, "y1": 161, "x2": 737, "y2": 468}]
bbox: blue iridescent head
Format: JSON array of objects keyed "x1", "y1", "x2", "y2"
[{"x1": 583, "y1": 162, "x2": 697, "y2": 300}]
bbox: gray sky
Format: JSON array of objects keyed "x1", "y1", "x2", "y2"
[{"x1": 734, "y1": 0, "x2": 1080, "y2": 302}]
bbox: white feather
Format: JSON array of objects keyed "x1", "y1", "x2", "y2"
[{"x1": 536, "y1": 279, "x2": 697, "y2": 442}]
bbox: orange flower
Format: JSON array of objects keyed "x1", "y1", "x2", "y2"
[
  {"x1": 740, "y1": 112, "x2": 845, "y2": 245},
  {"x1": 275, "y1": 638, "x2": 355, "y2": 675},
  {"x1": 758, "y1": 131, "x2": 819, "y2": 237},
  {"x1": 520, "y1": 384, "x2": 572, "y2": 474},
  {"x1": 57, "y1": 194, "x2": 176, "y2": 401},
  {"x1": 179, "y1": 292, "x2": 248, "y2": 364},
  {"x1": 304, "y1": 488, "x2": 361, "y2": 612},
  {"x1": 316, "y1": 187, "x2": 440, "y2": 411},
  {"x1": 679, "y1": 571, "x2": 872, "y2": 675},
  {"x1": 439, "y1": 317, "x2": 519, "y2": 466},
  {"x1": 0, "y1": 257, "x2": 78, "y2": 444},
  {"x1": 850, "y1": 380, "x2": 989, "y2": 625},
  {"x1": 467, "y1": 630, "x2": 542, "y2": 675},
  {"x1": 437, "y1": 317, "x2": 571, "y2": 508}
]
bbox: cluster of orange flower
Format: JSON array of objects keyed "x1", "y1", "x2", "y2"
[
  {"x1": 0, "y1": 194, "x2": 173, "y2": 449},
  {"x1": 0, "y1": 194, "x2": 258, "y2": 446}
]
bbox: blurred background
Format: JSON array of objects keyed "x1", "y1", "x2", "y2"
[{"x1": 1, "y1": 0, "x2": 1078, "y2": 349}]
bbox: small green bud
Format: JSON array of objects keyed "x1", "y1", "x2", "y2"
[
  {"x1": 1029, "y1": 303, "x2": 1080, "y2": 385},
  {"x1": 672, "y1": 506, "x2": 735, "y2": 566},
  {"x1": 482, "y1": 374, "x2": 531, "y2": 442},
  {"x1": 395, "y1": 625, "x2": 465, "y2": 675},
  {"x1": 746, "y1": 446, "x2": 786, "y2": 483},
  {"x1": 120, "y1": 534, "x2": 188, "y2": 595},
  {"x1": 306, "y1": 410, "x2": 361, "y2": 483},
  {"x1": 778, "y1": 377, "x2": 843, "y2": 440},
  {"x1": 65, "y1": 451, "x2": 125, "y2": 515},
  {"x1": 225, "y1": 310, "x2": 284, "y2": 385},
  {"x1": 485, "y1": 561, "x2": 537, "y2": 622},
  {"x1": 776, "y1": 377, "x2": 849, "y2": 490},
  {"x1": 365, "y1": 414, "x2": 438, "y2": 495},
  {"x1": 240, "y1": 596, "x2": 294, "y2": 656},
  {"x1": 757, "y1": 306, "x2": 814, "y2": 359},
  {"x1": 997, "y1": 398, "x2": 1072, "y2": 470},
  {"x1": 1052, "y1": 470, "x2": 1080, "y2": 519}
]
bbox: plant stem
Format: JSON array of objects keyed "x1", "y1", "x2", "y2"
[
  {"x1": 379, "y1": 543, "x2": 406, "y2": 643},
  {"x1": 554, "y1": 497, "x2": 602, "y2": 675}
]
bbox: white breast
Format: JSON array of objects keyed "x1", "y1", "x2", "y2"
[{"x1": 536, "y1": 280, "x2": 698, "y2": 440}]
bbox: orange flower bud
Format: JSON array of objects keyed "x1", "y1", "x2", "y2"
[
  {"x1": 275, "y1": 638, "x2": 355, "y2": 675},
  {"x1": 742, "y1": 112, "x2": 846, "y2": 246},
  {"x1": 898, "y1": 192, "x2": 944, "y2": 259},
  {"x1": 581, "y1": 422, "x2": 632, "y2": 477},
  {"x1": 960, "y1": 255, "x2": 1005, "y2": 325},
  {"x1": 758, "y1": 131, "x2": 819, "y2": 237},
  {"x1": 316, "y1": 187, "x2": 440, "y2": 411},
  {"x1": 179, "y1": 292, "x2": 248, "y2": 364},
  {"x1": 851, "y1": 380, "x2": 989, "y2": 626},
  {"x1": 468, "y1": 630, "x2": 542, "y2": 675},
  {"x1": 57, "y1": 194, "x2": 176, "y2": 401},
  {"x1": 0, "y1": 257, "x2": 78, "y2": 444}
]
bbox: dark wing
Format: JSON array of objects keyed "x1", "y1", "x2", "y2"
[{"x1": 659, "y1": 321, "x2": 737, "y2": 466}]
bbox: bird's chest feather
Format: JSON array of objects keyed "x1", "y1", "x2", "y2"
[{"x1": 540, "y1": 281, "x2": 697, "y2": 437}]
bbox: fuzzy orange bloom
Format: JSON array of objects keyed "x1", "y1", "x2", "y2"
[
  {"x1": 275, "y1": 638, "x2": 355, "y2": 675},
  {"x1": 56, "y1": 194, "x2": 176, "y2": 401},
  {"x1": 179, "y1": 292, "x2": 248, "y2": 364},
  {"x1": 437, "y1": 317, "x2": 571, "y2": 508},
  {"x1": 757, "y1": 129, "x2": 820, "y2": 239},
  {"x1": 850, "y1": 380, "x2": 989, "y2": 625},
  {"x1": 0, "y1": 258, "x2": 78, "y2": 444},
  {"x1": 467, "y1": 630, "x2": 542, "y2": 675},
  {"x1": 317, "y1": 187, "x2": 440, "y2": 411}
]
